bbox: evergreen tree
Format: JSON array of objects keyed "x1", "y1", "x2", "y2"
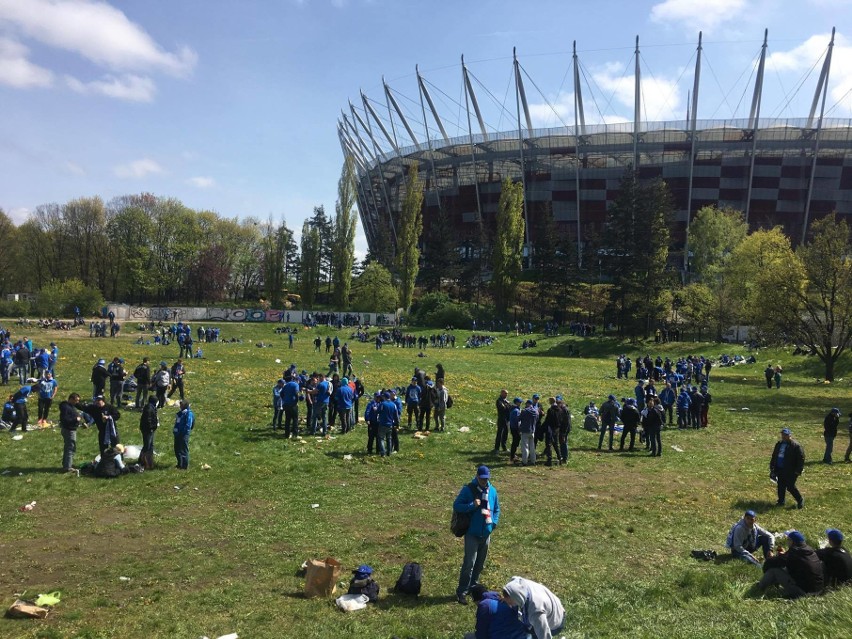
[
  {"x1": 309, "y1": 205, "x2": 333, "y2": 301},
  {"x1": 420, "y1": 203, "x2": 460, "y2": 292},
  {"x1": 395, "y1": 162, "x2": 424, "y2": 310},
  {"x1": 601, "y1": 170, "x2": 673, "y2": 337},
  {"x1": 262, "y1": 220, "x2": 294, "y2": 308},
  {"x1": 492, "y1": 178, "x2": 525, "y2": 315},
  {"x1": 332, "y1": 158, "x2": 358, "y2": 309},
  {"x1": 299, "y1": 220, "x2": 322, "y2": 307}
]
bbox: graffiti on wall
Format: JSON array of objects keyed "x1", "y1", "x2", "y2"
[{"x1": 113, "y1": 305, "x2": 394, "y2": 325}]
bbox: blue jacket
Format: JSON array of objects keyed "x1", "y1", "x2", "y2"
[
  {"x1": 508, "y1": 406, "x2": 521, "y2": 431},
  {"x1": 282, "y1": 380, "x2": 300, "y2": 406},
  {"x1": 364, "y1": 399, "x2": 380, "y2": 424},
  {"x1": 272, "y1": 383, "x2": 285, "y2": 409},
  {"x1": 14, "y1": 386, "x2": 32, "y2": 404},
  {"x1": 405, "y1": 383, "x2": 420, "y2": 405},
  {"x1": 659, "y1": 387, "x2": 675, "y2": 407},
  {"x1": 377, "y1": 399, "x2": 399, "y2": 427},
  {"x1": 336, "y1": 384, "x2": 354, "y2": 410},
  {"x1": 173, "y1": 408, "x2": 194, "y2": 436},
  {"x1": 676, "y1": 390, "x2": 691, "y2": 410},
  {"x1": 475, "y1": 592, "x2": 529, "y2": 639},
  {"x1": 454, "y1": 477, "x2": 499, "y2": 538},
  {"x1": 315, "y1": 380, "x2": 330, "y2": 404},
  {"x1": 519, "y1": 406, "x2": 538, "y2": 434}
]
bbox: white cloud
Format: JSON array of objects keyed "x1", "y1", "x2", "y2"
[
  {"x1": 0, "y1": 0, "x2": 197, "y2": 76},
  {"x1": 529, "y1": 90, "x2": 635, "y2": 129},
  {"x1": 62, "y1": 160, "x2": 86, "y2": 176},
  {"x1": 114, "y1": 158, "x2": 163, "y2": 179},
  {"x1": 0, "y1": 36, "x2": 53, "y2": 88},
  {"x1": 187, "y1": 176, "x2": 215, "y2": 189},
  {"x1": 650, "y1": 0, "x2": 748, "y2": 33},
  {"x1": 767, "y1": 32, "x2": 852, "y2": 116},
  {"x1": 65, "y1": 73, "x2": 156, "y2": 102},
  {"x1": 593, "y1": 66, "x2": 683, "y2": 123}
]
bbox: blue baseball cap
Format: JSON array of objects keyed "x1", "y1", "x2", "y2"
[
  {"x1": 513, "y1": 397, "x2": 522, "y2": 404},
  {"x1": 781, "y1": 428, "x2": 792, "y2": 436},
  {"x1": 532, "y1": 393, "x2": 540, "y2": 400},
  {"x1": 744, "y1": 510, "x2": 756, "y2": 518},
  {"x1": 785, "y1": 530, "x2": 805, "y2": 545},
  {"x1": 477, "y1": 465, "x2": 491, "y2": 479},
  {"x1": 826, "y1": 528, "x2": 844, "y2": 543},
  {"x1": 555, "y1": 395, "x2": 563, "y2": 401},
  {"x1": 353, "y1": 564, "x2": 373, "y2": 576}
]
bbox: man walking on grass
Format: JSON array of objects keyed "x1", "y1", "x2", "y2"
[
  {"x1": 454, "y1": 465, "x2": 500, "y2": 605},
  {"x1": 770, "y1": 428, "x2": 805, "y2": 509}
]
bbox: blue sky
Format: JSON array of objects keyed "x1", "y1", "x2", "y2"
[{"x1": 2, "y1": 0, "x2": 852, "y2": 258}]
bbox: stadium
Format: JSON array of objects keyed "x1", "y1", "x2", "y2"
[{"x1": 339, "y1": 30, "x2": 852, "y2": 270}]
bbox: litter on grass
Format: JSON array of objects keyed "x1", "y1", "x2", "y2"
[
  {"x1": 18, "y1": 501, "x2": 36, "y2": 512},
  {"x1": 343, "y1": 455, "x2": 353, "y2": 461},
  {"x1": 119, "y1": 576, "x2": 131, "y2": 582},
  {"x1": 671, "y1": 445, "x2": 684, "y2": 452},
  {"x1": 11, "y1": 435, "x2": 23, "y2": 441},
  {"x1": 311, "y1": 503, "x2": 320, "y2": 508},
  {"x1": 458, "y1": 426, "x2": 471, "y2": 433}
]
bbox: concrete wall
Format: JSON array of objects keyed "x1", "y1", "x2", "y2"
[{"x1": 106, "y1": 305, "x2": 396, "y2": 326}]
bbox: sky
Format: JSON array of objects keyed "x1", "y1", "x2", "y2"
[{"x1": 2, "y1": 0, "x2": 852, "y2": 259}]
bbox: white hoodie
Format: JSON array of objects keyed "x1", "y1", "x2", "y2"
[{"x1": 502, "y1": 576, "x2": 565, "y2": 639}]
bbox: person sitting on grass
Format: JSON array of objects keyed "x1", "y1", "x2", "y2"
[
  {"x1": 462, "y1": 584, "x2": 528, "y2": 639},
  {"x1": 756, "y1": 530, "x2": 823, "y2": 599},
  {"x1": 817, "y1": 528, "x2": 852, "y2": 588},
  {"x1": 500, "y1": 576, "x2": 565, "y2": 639},
  {"x1": 725, "y1": 510, "x2": 773, "y2": 566}
]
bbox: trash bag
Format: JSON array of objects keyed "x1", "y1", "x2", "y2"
[{"x1": 335, "y1": 593, "x2": 369, "y2": 612}]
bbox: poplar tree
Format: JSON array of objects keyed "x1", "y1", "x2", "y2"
[
  {"x1": 395, "y1": 162, "x2": 424, "y2": 310},
  {"x1": 300, "y1": 220, "x2": 321, "y2": 307},
  {"x1": 332, "y1": 157, "x2": 358, "y2": 309},
  {"x1": 492, "y1": 178, "x2": 525, "y2": 315}
]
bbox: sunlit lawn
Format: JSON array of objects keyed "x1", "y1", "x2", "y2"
[{"x1": 0, "y1": 321, "x2": 850, "y2": 639}]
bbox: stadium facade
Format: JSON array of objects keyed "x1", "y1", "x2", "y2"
[{"x1": 339, "y1": 30, "x2": 850, "y2": 270}]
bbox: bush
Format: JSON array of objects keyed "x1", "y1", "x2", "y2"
[
  {"x1": 410, "y1": 292, "x2": 477, "y2": 328},
  {"x1": 34, "y1": 279, "x2": 104, "y2": 317},
  {"x1": 0, "y1": 299, "x2": 31, "y2": 317}
]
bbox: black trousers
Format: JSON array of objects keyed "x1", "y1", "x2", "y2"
[
  {"x1": 777, "y1": 472, "x2": 803, "y2": 505},
  {"x1": 284, "y1": 404, "x2": 299, "y2": 436},
  {"x1": 647, "y1": 426, "x2": 662, "y2": 455},
  {"x1": 620, "y1": 426, "x2": 637, "y2": 450},
  {"x1": 509, "y1": 425, "x2": 520, "y2": 459},
  {"x1": 494, "y1": 417, "x2": 508, "y2": 451}
]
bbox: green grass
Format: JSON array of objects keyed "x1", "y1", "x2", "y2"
[{"x1": 0, "y1": 323, "x2": 850, "y2": 638}]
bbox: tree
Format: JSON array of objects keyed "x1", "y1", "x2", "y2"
[
  {"x1": 420, "y1": 203, "x2": 460, "y2": 293},
  {"x1": 755, "y1": 215, "x2": 852, "y2": 381},
  {"x1": 676, "y1": 283, "x2": 714, "y2": 341},
  {"x1": 332, "y1": 158, "x2": 358, "y2": 308},
  {"x1": 34, "y1": 278, "x2": 104, "y2": 317},
  {"x1": 687, "y1": 206, "x2": 748, "y2": 281},
  {"x1": 395, "y1": 162, "x2": 424, "y2": 310},
  {"x1": 0, "y1": 209, "x2": 17, "y2": 295},
  {"x1": 533, "y1": 208, "x2": 573, "y2": 320},
  {"x1": 350, "y1": 262, "x2": 398, "y2": 312},
  {"x1": 492, "y1": 178, "x2": 525, "y2": 315},
  {"x1": 105, "y1": 204, "x2": 155, "y2": 303},
  {"x1": 262, "y1": 219, "x2": 294, "y2": 308},
  {"x1": 724, "y1": 227, "x2": 792, "y2": 326},
  {"x1": 600, "y1": 171, "x2": 674, "y2": 337},
  {"x1": 299, "y1": 220, "x2": 321, "y2": 307},
  {"x1": 309, "y1": 205, "x2": 333, "y2": 300}
]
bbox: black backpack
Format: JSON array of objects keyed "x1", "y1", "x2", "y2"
[
  {"x1": 450, "y1": 481, "x2": 478, "y2": 537},
  {"x1": 394, "y1": 562, "x2": 422, "y2": 595},
  {"x1": 446, "y1": 394, "x2": 454, "y2": 409}
]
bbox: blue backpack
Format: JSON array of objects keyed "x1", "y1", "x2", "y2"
[{"x1": 395, "y1": 562, "x2": 422, "y2": 595}]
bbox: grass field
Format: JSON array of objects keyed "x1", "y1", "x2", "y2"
[{"x1": 0, "y1": 322, "x2": 851, "y2": 639}]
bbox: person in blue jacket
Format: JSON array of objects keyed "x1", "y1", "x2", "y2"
[
  {"x1": 173, "y1": 400, "x2": 194, "y2": 469},
  {"x1": 377, "y1": 391, "x2": 399, "y2": 457},
  {"x1": 281, "y1": 374, "x2": 301, "y2": 438},
  {"x1": 336, "y1": 377, "x2": 355, "y2": 434},
  {"x1": 404, "y1": 377, "x2": 421, "y2": 429},
  {"x1": 10, "y1": 383, "x2": 33, "y2": 432},
  {"x1": 659, "y1": 382, "x2": 675, "y2": 426},
  {"x1": 676, "y1": 387, "x2": 692, "y2": 429},
  {"x1": 454, "y1": 465, "x2": 500, "y2": 605},
  {"x1": 364, "y1": 391, "x2": 381, "y2": 454},
  {"x1": 464, "y1": 584, "x2": 528, "y2": 639},
  {"x1": 271, "y1": 378, "x2": 285, "y2": 431}
]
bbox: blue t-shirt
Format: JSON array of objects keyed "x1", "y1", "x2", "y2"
[
  {"x1": 315, "y1": 380, "x2": 330, "y2": 405},
  {"x1": 38, "y1": 378, "x2": 57, "y2": 399},
  {"x1": 282, "y1": 380, "x2": 300, "y2": 406}
]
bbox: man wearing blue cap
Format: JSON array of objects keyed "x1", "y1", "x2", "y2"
[
  {"x1": 817, "y1": 528, "x2": 852, "y2": 587},
  {"x1": 823, "y1": 407, "x2": 841, "y2": 464},
  {"x1": 770, "y1": 428, "x2": 805, "y2": 509},
  {"x1": 757, "y1": 530, "x2": 823, "y2": 598},
  {"x1": 454, "y1": 465, "x2": 500, "y2": 605},
  {"x1": 725, "y1": 510, "x2": 773, "y2": 565}
]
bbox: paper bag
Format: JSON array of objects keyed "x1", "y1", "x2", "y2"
[
  {"x1": 304, "y1": 557, "x2": 342, "y2": 598},
  {"x1": 6, "y1": 599, "x2": 50, "y2": 619}
]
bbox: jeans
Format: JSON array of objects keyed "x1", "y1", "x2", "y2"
[
  {"x1": 141, "y1": 429, "x2": 155, "y2": 468},
  {"x1": 677, "y1": 407, "x2": 688, "y2": 428},
  {"x1": 272, "y1": 406, "x2": 284, "y2": 430},
  {"x1": 732, "y1": 532, "x2": 773, "y2": 565},
  {"x1": 559, "y1": 428, "x2": 569, "y2": 462},
  {"x1": 520, "y1": 432, "x2": 536, "y2": 465},
  {"x1": 457, "y1": 533, "x2": 490, "y2": 596},
  {"x1": 61, "y1": 427, "x2": 77, "y2": 470},
  {"x1": 312, "y1": 403, "x2": 328, "y2": 435},
  {"x1": 406, "y1": 403, "x2": 419, "y2": 429},
  {"x1": 174, "y1": 432, "x2": 190, "y2": 469},
  {"x1": 109, "y1": 381, "x2": 123, "y2": 407},
  {"x1": 339, "y1": 406, "x2": 352, "y2": 434},
  {"x1": 156, "y1": 385, "x2": 167, "y2": 408},
  {"x1": 620, "y1": 427, "x2": 637, "y2": 450},
  {"x1": 377, "y1": 425, "x2": 392, "y2": 456},
  {"x1": 598, "y1": 421, "x2": 615, "y2": 449},
  {"x1": 135, "y1": 385, "x2": 149, "y2": 408},
  {"x1": 824, "y1": 434, "x2": 835, "y2": 463},
  {"x1": 283, "y1": 404, "x2": 299, "y2": 437},
  {"x1": 168, "y1": 378, "x2": 185, "y2": 400},
  {"x1": 367, "y1": 421, "x2": 377, "y2": 453},
  {"x1": 776, "y1": 471, "x2": 803, "y2": 506},
  {"x1": 663, "y1": 404, "x2": 673, "y2": 424},
  {"x1": 648, "y1": 426, "x2": 662, "y2": 456},
  {"x1": 433, "y1": 407, "x2": 446, "y2": 431}
]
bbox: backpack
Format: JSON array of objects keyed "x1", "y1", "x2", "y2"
[
  {"x1": 394, "y1": 562, "x2": 422, "y2": 595},
  {"x1": 445, "y1": 395, "x2": 454, "y2": 409},
  {"x1": 12, "y1": 389, "x2": 25, "y2": 403},
  {"x1": 450, "y1": 481, "x2": 478, "y2": 537}
]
